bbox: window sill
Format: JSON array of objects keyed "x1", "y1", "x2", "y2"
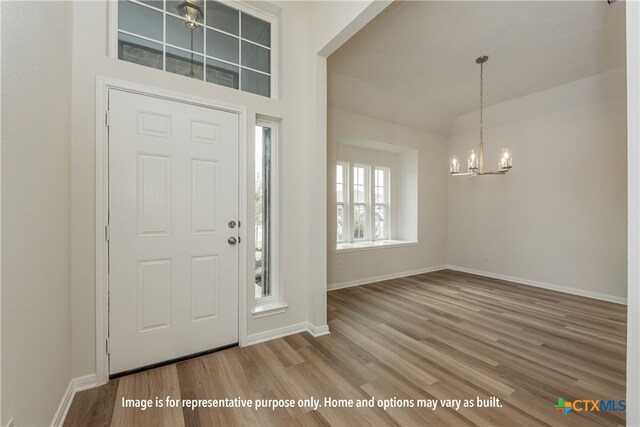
[
  {"x1": 336, "y1": 240, "x2": 418, "y2": 253},
  {"x1": 251, "y1": 301, "x2": 288, "y2": 319}
]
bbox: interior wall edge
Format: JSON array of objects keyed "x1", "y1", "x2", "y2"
[{"x1": 625, "y1": 0, "x2": 640, "y2": 424}]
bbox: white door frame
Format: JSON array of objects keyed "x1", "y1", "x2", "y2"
[{"x1": 95, "y1": 77, "x2": 248, "y2": 386}]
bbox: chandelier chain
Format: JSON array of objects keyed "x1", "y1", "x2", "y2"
[{"x1": 480, "y1": 60, "x2": 484, "y2": 146}]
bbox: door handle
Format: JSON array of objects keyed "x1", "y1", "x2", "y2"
[{"x1": 228, "y1": 237, "x2": 237, "y2": 245}]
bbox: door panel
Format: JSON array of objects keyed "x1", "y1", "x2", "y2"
[{"x1": 108, "y1": 89, "x2": 239, "y2": 375}]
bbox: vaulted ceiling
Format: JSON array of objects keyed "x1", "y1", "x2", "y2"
[{"x1": 328, "y1": 1, "x2": 626, "y2": 136}]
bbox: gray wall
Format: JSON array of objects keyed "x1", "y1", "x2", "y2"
[
  {"x1": 328, "y1": 108, "x2": 449, "y2": 288},
  {"x1": 1, "y1": 1, "x2": 73, "y2": 425},
  {"x1": 447, "y1": 67, "x2": 627, "y2": 300}
]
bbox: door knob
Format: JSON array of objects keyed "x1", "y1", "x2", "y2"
[{"x1": 228, "y1": 237, "x2": 237, "y2": 245}]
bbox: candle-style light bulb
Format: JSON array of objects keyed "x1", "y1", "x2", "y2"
[
  {"x1": 468, "y1": 149, "x2": 478, "y2": 171},
  {"x1": 450, "y1": 155, "x2": 460, "y2": 174},
  {"x1": 500, "y1": 148, "x2": 512, "y2": 169}
]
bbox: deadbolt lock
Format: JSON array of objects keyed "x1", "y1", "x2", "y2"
[{"x1": 228, "y1": 220, "x2": 237, "y2": 229}]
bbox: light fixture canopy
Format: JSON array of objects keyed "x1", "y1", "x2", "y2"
[
  {"x1": 450, "y1": 55, "x2": 513, "y2": 177},
  {"x1": 176, "y1": 1, "x2": 203, "y2": 29}
]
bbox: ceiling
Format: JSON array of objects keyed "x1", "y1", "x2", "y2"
[{"x1": 328, "y1": 1, "x2": 626, "y2": 136}]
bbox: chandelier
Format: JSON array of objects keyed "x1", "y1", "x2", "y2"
[
  {"x1": 176, "y1": 1, "x2": 203, "y2": 79},
  {"x1": 450, "y1": 56, "x2": 512, "y2": 176}
]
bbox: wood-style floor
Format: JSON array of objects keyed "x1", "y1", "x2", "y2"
[{"x1": 65, "y1": 270, "x2": 626, "y2": 426}]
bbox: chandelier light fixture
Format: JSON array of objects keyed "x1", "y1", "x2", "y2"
[
  {"x1": 176, "y1": 1, "x2": 203, "y2": 29},
  {"x1": 175, "y1": 1, "x2": 203, "y2": 78},
  {"x1": 450, "y1": 55, "x2": 512, "y2": 176}
]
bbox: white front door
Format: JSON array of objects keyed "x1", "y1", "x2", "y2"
[{"x1": 108, "y1": 89, "x2": 239, "y2": 375}]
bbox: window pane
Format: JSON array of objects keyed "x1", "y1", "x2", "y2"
[
  {"x1": 139, "y1": 0, "x2": 163, "y2": 10},
  {"x1": 206, "y1": 0, "x2": 239, "y2": 35},
  {"x1": 353, "y1": 205, "x2": 365, "y2": 240},
  {"x1": 354, "y1": 166, "x2": 365, "y2": 203},
  {"x1": 206, "y1": 29, "x2": 239, "y2": 63},
  {"x1": 375, "y1": 168, "x2": 387, "y2": 203},
  {"x1": 241, "y1": 41, "x2": 270, "y2": 74},
  {"x1": 166, "y1": 47, "x2": 204, "y2": 80},
  {"x1": 166, "y1": 15, "x2": 204, "y2": 53},
  {"x1": 337, "y1": 205, "x2": 344, "y2": 242},
  {"x1": 255, "y1": 127, "x2": 264, "y2": 295},
  {"x1": 375, "y1": 205, "x2": 385, "y2": 239},
  {"x1": 336, "y1": 164, "x2": 344, "y2": 203},
  {"x1": 241, "y1": 12, "x2": 270, "y2": 47},
  {"x1": 241, "y1": 68, "x2": 270, "y2": 97},
  {"x1": 118, "y1": 33, "x2": 163, "y2": 70},
  {"x1": 206, "y1": 58, "x2": 239, "y2": 88},
  {"x1": 118, "y1": 1, "x2": 163, "y2": 41},
  {"x1": 255, "y1": 125, "x2": 272, "y2": 298}
]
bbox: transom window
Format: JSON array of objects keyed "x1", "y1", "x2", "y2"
[
  {"x1": 116, "y1": 0, "x2": 274, "y2": 97},
  {"x1": 337, "y1": 162, "x2": 391, "y2": 244}
]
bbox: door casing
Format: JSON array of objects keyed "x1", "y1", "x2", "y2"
[{"x1": 94, "y1": 77, "x2": 248, "y2": 386}]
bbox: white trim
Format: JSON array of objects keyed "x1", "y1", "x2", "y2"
[
  {"x1": 626, "y1": 0, "x2": 640, "y2": 423},
  {"x1": 306, "y1": 323, "x2": 330, "y2": 337},
  {"x1": 95, "y1": 79, "x2": 110, "y2": 386},
  {"x1": 446, "y1": 265, "x2": 627, "y2": 305},
  {"x1": 336, "y1": 240, "x2": 417, "y2": 253},
  {"x1": 328, "y1": 264, "x2": 627, "y2": 304},
  {"x1": 245, "y1": 322, "x2": 330, "y2": 346},
  {"x1": 328, "y1": 265, "x2": 448, "y2": 291},
  {"x1": 95, "y1": 76, "x2": 248, "y2": 385},
  {"x1": 251, "y1": 301, "x2": 288, "y2": 319},
  {"x1": 51, "y1": 374, "x2": 97, "y2": 427},
  {"x1": 107, "y1": 0, "x2": 118, "y2": 59}
]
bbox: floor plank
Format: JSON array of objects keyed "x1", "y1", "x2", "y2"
[{"x1": 65, "y1": 270, "x2": 626, "y2": 426}]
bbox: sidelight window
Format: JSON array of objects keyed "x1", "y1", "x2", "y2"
[{"x1": 255, "y1": 121, "x2": 278, "y2": 300}]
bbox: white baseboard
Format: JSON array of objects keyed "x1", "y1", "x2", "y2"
[
  {"x1": 51, "y1": 374, "x2": 97, "y2": 427},
  {"x1": 245, "y1": 321, "x2": 331, "y2": 346},
  {"x1": 306, "y1": 322, "x2": 330, "y2": 337},
  {"x1": 328, "y1": 265, "x2": 448, "y2": 291},
  {"x1": 446, "y1": 265, "x2": 627, "y2": 305}
]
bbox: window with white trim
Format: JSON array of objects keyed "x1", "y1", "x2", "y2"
[
  {"x1": 116, "y1": 0, "x2": 275, "y2": 97},
  {"x1": 337, "y1": 162, "x2": 391, "y2": 245},
  {"x1": 255, "y1": 120, "x2": 278, "y2": 302}
]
